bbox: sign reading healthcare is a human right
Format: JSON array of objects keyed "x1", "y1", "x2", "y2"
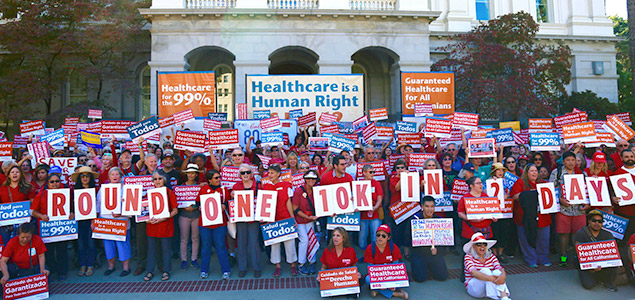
[{"x1": 246, "y1": 74, "x2": 363, "y2": 122}]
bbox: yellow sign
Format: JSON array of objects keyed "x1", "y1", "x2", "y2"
[{"x1": 499, "y1": 121, "x2": 520, "y2": 131}]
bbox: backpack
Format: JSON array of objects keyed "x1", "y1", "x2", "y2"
[{"x1": 371, "y1": 241, "x2": 395, "y2": 258}]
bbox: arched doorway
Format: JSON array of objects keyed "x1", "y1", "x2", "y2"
[
  {"x1": 185, "y1": 46, "x2": 236, "y2": 120},
  {"x1": 269, "y1": 46, "x2": 319, "y2": 75},
  {"x1": 351, "y1": 47, "x2": 400, "y2": 120}
]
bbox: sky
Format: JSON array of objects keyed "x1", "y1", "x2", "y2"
[{"x1": 606, "y1": 0, "x2": 627, "y2": 18}]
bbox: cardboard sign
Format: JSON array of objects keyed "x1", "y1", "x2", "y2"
[
  {"x1": 47, "y1": 188, "x2": 71, "y2": 221},
  {"x1": 376, "y1": 126, "x2": 394, "y2": 140},
  {"x1": 219, "y1": 166, "x2": 240, "y2": 188},
  {"x1": 485, "y1": 178, "x2": 504, "y2": 209},
  {"x1": 563, "y1": 174, "x2": 588, "y2": 205},
  {"x1": 88, "y1": 109, "x2": 103, "y2": 119},
  {"x1": 260, "y1": 116, "x2": 282, "y2": 132},
  {"x1": 208, "y1": 129, "x2": 240, "y2": 150},
  {"x1": 253, "y1": 110, "x2": 271, "y2": 120},
  {"x1": 73, "y1": 188, "x2": 97, "y2": 221},
  {"x1": 174, "y1": 185, "x2": 200, "y2": 208},
  {"x1": 411, "y1": 218, "x2": 454, "y2": 246},
  {"x1": 422, "y1": 169, "x2": 443, "y2": 199},
  {"x1": 327, "y1": 135, "x2": 356, "y2": 152},
  {"x1": 3, "y1": 274, "x2": 49, "y2": 300},
  {"x1": 236, "y1": 103, "x2": 247, "y2": 120},
  {"x1": 326, "y1": 212, "x2": 361, "y2": 231},
  {"x1": 499, "y1": 121, "x2": 521, "y2": 131},
  {"x1": 298, "y1": 112, "x2": 317, "y2": 127},
  {"x1": 453, "y1": 112, "x2": 479, "y2": 130},
  {"x1": 401, "y1": 72, "x2": 454, "y2": 115},
  {"x1": 362, "y1": 122, "x2": 377, "y2": 142},
  {"x1": 40, "y1": 128, "x2": 65, "y2": 148},
  {"x1": 467, "y1": 138, "x2": 496, "y2": 158},
  {"x1": 92, "y1": 218, "x2": 128, "y2": 241},
  {"x1": 28, "y1": 142, "x2": 50, "y2": 166},
  {"x1": 424, "y1": 118, "x2": 452, "y2": 138},
  {"x1": 389, "y1": 201, "x2": 421, "y2": 225},
  {"x1": 0, "y1": 142, "x2": 13, "y2": 161},
  {"x1": 20, "y1": 120, "x2": 45, "y2": 137},
  {"x1": 351, "y1": 181, "x2": 373, "y2": 212},
  {"x1": 173, "y1": 130, "x2": 206, "y2": 153},
  {"x1": 200, "y1": 192, "x2": 223, "y2": 226},
  {"x1": 64, "y1": 117, "x2": 79, "y2": 125},
  {"x1": 599, "y1": 210, "x2": 629, "y2": 240},
  {"x1": 607, "y1": 112, "x2": 632, "y2": 125},
  {"x1": 172, "y1": 109, "x2": 196, "y2": 125},
  {"x1": 232, "y1": 190, "x2": 256, "y2": 222},
  {"x1": 255, "y1": 190, "x2": 277, "y2": 222},
  {"x1": 135, "y1": 200, "x2": 150, "y2": 223},
  {"x1": 537, "y1": 182, "x2": 559, "y2": 214},
  {"x1": 12, "y1": 136, "x2": 28, "y2": 148},
  {"x1": 464, "y1": 197, "x2": 503, "y2": 220},
  {"x1": 451, "y1": 179, "x2": 469, "y2": 201},
  {"x1": 0, "y1": 201, "x2": 31, "y2": 226},
  {"x1": 100, "y1": 184, "x2": 122, "y2": 215},
  {"x1": 318, "y1": 267, "x2": 360, "y2": 297},
  {"x1": 554, "y1": 112, "x2": 588, "y2": 129},
  {"x1": 486, "y1": 128, "x2": 514, "y2": 147},
  {"x1": 529, "y1": 132, "x2": 561, "y2": 151},
  {"x1": 576, "y1": 240, "x2": 622, "y2": 270},
  {"x1": 80, "y1": 130, "x2": 101, "y2": 149},
  {"x1": 87, "y1": 121, "x2": 102, "y2": 134},
  {"x1": 609, "y1": 173, "x2": 635, "y2": 206},
  {"x1": 407, "y1": 153, "x2": 437, "y2": 172},
  {"x1": 127, "y1": 116, "x2": 161, "y2": 141},
  {"x1": 314, "y1": 183, "x2": 354, "y2": 217},
  {"x1": 208, "y1": 112, "x2": 228, "y2": 122},
  {"x1": 604, "y1": 115, "x2": 635, "y2": 141},
  {"x1": 36, "y1": 158, "x2": 77, "y2": 184},
  {"x1": 121, "y1": 185, "x2": 143, "y2": 216},
  {"x1": 400, "y1": 172, "x2": 420, "y2": 202},
  {"x1": 562, "y1": 122, "x2": 596, "y2": 144},
  {"x1": 503, "y1": 172, "x2": 519, "y2": 192},
  {"x1": 369, "y1": 108, "x2": 388, "y2": 121},
  {"x1": 147, "y1": 187, "x2": 170, "y2": 219},
  {"x1": 261, "y1": 218, "x2": 298, "y2": 246},
  {"x1": 586, "y1": 177, "x2": 611, "y2": 207},
  {"x1": 368, "y1": 263, "x2": 409, "y2": 290},
  {"x1": 288, "y1": 109, "x2": 303, "y2": 119},
  {"x1": 352, "y1": 116, "x2": 369, "y2": 133},
  {"x1": 39, "y1": 219, "x2": 78, "y2": 243},
  {"x1": 101, "y1": 120, "x2": 134, "y2": 139},
  {"x1": 321, "y1": 125, "x2": 339, "y2": 134}
]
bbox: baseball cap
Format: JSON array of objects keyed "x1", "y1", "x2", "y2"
[
  {"x1": 49, "y1": 166, "x2": 63, "y2": 174},
  {"x1": 377, "y1": 224, "x2": 391, "y2": 235},
  {"x1": 462, "y1": 163, "x2": 475, "y2": 173},
  {"x1": 592, "y1": 152, "x2": 607, "y2": 163},
  {"x1": 163, "y1": 149, "x2": 174, "y2": 159}
]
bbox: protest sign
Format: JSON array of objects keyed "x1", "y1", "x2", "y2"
[
  {"x1": 3, "y1": 274, "x2": 49, "y2": 300},
  {"x1": 100, "y1": 184, "x2": 122, "y2": 215},
  {"x1": 537, "y1": 182, "x2": 559, "y2": 214},
  {"x1": 253, "y1": 110, "x2": 271, "y2": 120},
  {"x1": 314, "y1": 183, "x2": 355, "y2": 216},
  {"x1": 408, "y1": 153, "x2": 436, "y2": 172},
  {"x1": 586, "y1": 177, "x2": 612, "y2": 207},
  {"x1": 414, "y1": 103, "x2": 434, "y2": 117},
  {"x1": 39, "y1": 219, "x2": 78, "y2": 243},
  {"x1": 367, "y1": 263, "x2": 409, "y2": 290},
  {"x1": 576, "y1": 240, "x2": 622, "y2": 270},
  {"x1": 200, "y1": 192, "x2": 224, "y2": 226},
  {"x1": 208, "y1": 112, "x2": 228, "y2": 122},
  {"x1": 236, "y1": 103, "x2": 247, "y2": 120},
  {"x1": 0, "y1": 201, "x2": 31, "y2": 226},
  {"x1": 585, "y1": 132, "x2": 615, "y2": 148},
  {"x1": 101, "y1": 120, "x2": 134, "y2": 139},
  {"x1": 220, "y1": 166, "x2": 241, "y2": 188},
  {"x1": 562, "y1": 122, "x2": 596, "y2": 144},
  {"x1": 389, "y1": 201, "x2": 421, "y2": 225},
  {"x1": 503, "y1": 172, "x2": 519, "y2": 192},
  {"x1": 436, "y1": 192, "x2": 453, "y2": 212},
  {"x1": 600, "y1": 210, "x2": 629, "y2": 240},
  {"x1": 127, "y1": 116, "x2": 161, "y2": 142},
  {"x1": 411, "y1": 218, "x2": 454, "y2": 247},
  {"x1": 208, "y1": 129, "x2": 240, "y2": 150},
  {"x1": 453, "y1": 112, "x2": 479, "y2": 130},
  {"x1": 607, "y1": 112, "x2": 632, "y2": 125},
  {"x1": 234, "y1": 119, "x2": 297, "y2": 149},
  {"x1": 400, "y1": 172, "x2": 420, "y2": 202},
  {"x1": 421, "y1": 169, "x2": 443, "y2": 199},
  {"x1": 529, "y1": 132, "x2": 561, "y2": 151},
  {"x1": 261, "y1": 218, "x2": 298, "y2": 246},
  {"x1": 353, "y1": 116, "x2": 369, "y2": 133},
  {"x1": 123, "y1": 175, "x2": 154, "y2": 194},
  {"x1": 319, "y1": 267, "x2": 360, "y2": 297},
  {"x1": 486, "y1": 128, "x2": 514, "y2": 147},
  {"x1": 327, "y1": 135, "x2": 356, "y2": 152},
  {"x1": 355, "y1": 162, "x2": 386, "y2": 181},
  {"x1": 261, "y1": 132, "x2": 284, "y2": 147},
  {"x1": 321, "y1": 125, "x2": 339, "y2": 134},
  {"x1": 27, "y1": 141, "x2": 50, "y2": 167},
  {"x1": 174, "y1": 130, "x2": 207, "y2": 153},
  {"x1": 486, "y1": 178, "x2": 504, "y2": 209},
  {"x1": 423, "y1": 118, "x2": 452, "y2": 138},
  {"x1": 395, "y1": 121, "x2": 417, "y2": 133},
  {"x1": 119, "y1": 185, "x2": 142, "y2": 218},
  {"x1": 64, "y1": 117, "x2": 79, "y2": 125},
  {"x1": 255, "y1": 190, "x2": 277, "y2": 222},
  {"x1": 88, "y1": 109, "x2": 103, "y2": 119},
  {"x1": 80, "y1": 130, "x2": 102, "y2": 149},
  {"x1": 369, "y1": 108, "x2": 388, "y2": 121},
  {"x1": 92, "y1": 218, "x2": 128, "y2": 242},
  {"x1": 47, "y1": 189, "x2": 71, "y2": 221},
  {"x1": 463, "y1": 197, "x2": 503, "y2": 220},
  {"x1": 232, "y1": 190, "x2": 256, "y2": 222},
  {"x1": 20, "y1": 120, "x2": 45, "y2": 137},
  {"x1": 327, "y1": 212, "x2": 361, "y2": 231},
  {"x1": 288, "y1": 109, "x2": 303, "y2": 119},
  {"x1": 158, "y1": 71, "x2": 216, "y2": 118},
  {"x1": 260, "y1": 116, "x2": 282, "y2": 132},
  {"x1": 40, "y1": 128, "x2": 65, "y2": 148},
  {"x1": 376, "y1": 126, "x2": 394, "y2": 140},
  {"x1": 351, "y1": 181, "x2": 373, "y2": 212},
  {"x1": 467, "y1": 138, "x2": 496, "y2": 158},
  {"x1": 396, "y1": 133, "x2": 422, "y2": 147},
  {"x1": 451, "y1": 178, "x2": 469, "y2": 201},
  {"x1": 604, "y1": 115, "x2": 635, "y2": 141},
  {"x1": 554, "y1": 112, "x2": 588, "y2": 128},
  {"x1": 0, "y1": 142, "x2": 12, "y2": 161},
  {"x1": 12, "y1": 136, "x2": 28, "y2": 148},
  {"x1": 135, "y1": 200, "x2": 150, "y2": 223},
  {"x1": 174, "y1": 185, "x2": 200, "y2": 208},
  {"x1": 203, "y1": 119, "x2": 222, "y2": 131},
  {"x1": 609, "y1": 173, "x2": 635, "y2": 206},
  {"x1": 147, "y1": 187, "x2": 170, "y2": 219},
  {"x1": 73, "y1": 188, "x2": 96, "y2": 221},
  {"x1": 247, "y1": 74, "x2": 363, "y2": 122},
  {"x1": 564, "y1": 174, "x2": 588, "y2": 205},
  {"x1": 401, "y1": 72, "x2": 454, "y2": 115},
  {"x1": 499, "y1": 121, "x2": 520, "y2": 131},
  {"x1": 298, "y1": 112, "x2": 317, "y2": 127},
  {"x1": 362, "y1": 121, "x2": 377, "y2": 142},
  {"x1": 87, "y1": 121, "x2": 102, "y2": 134}
]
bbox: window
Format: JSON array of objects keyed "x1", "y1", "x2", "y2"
[
  {"x1": 536, "y1": 0, "x2": 548, "y2": 23},
  {"x1": 140, "y1": 65, "x2": 151, "y2": 119},
  {"x1": 224, "y1": 104, "x2": 228, "y2": 112},
  {"x1": 475, "y1": 0, "x2": 489, "y2": 21},
  {"x1": 68, "y1": 71, "x2": 87, "y2": 104}
]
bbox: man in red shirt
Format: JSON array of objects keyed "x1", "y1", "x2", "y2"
[
  {"x1": 611, "y1": 139, "x2": 630, "y2": 169},
  {"x1": 612, "y1": 149, "x2": 635, "y2": 252},
  {"x1": 320, "y1": 155, "x2": 354, "y2": 186}
]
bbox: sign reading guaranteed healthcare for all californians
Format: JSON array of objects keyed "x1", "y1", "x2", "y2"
[{"x1": 246, "y1": 75, "x2": 364, "y2": 122}]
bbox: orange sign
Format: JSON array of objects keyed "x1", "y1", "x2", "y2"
[
  {"x1": 157, "y1": 71, "x2": 216, "y2": 118},
  {"x1": 369, "y1": 108, "x2": 388, "y2": 121},
  {"x1": 562, "y1": 122, "x2": 596, "y2": 144},
  {"x1": 401, "y1": 72, "x2": 454, "y2": 115},
  {"x1": 319, "y1": 267, "x2": 360, "y2": 297},
  {"x1": 605, "y1": 115, "x2": 635, "y2": 141}
]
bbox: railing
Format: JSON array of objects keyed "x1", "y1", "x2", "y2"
[
  {"x1": 267, "y1": 0, "x2": 319, "y2": 9},
  {"x1": 185, "y1": 0, "x2": 237, "y2": 9},
  {"x1": 350, "y1": 0, "x2": 396, "y2": 10}
]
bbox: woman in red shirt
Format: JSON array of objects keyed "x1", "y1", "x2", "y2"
[
  {"x1": 389, "y1": 159, "x2": 410, "y2": 255},
  {"x1": 319, "y1": 227, "x2": 361, "y2": 291},
  {"x1": 0, "y1": 223, "x2": 49, "y2": 284},
  {"x1": 31, "y1": 164, "x2": 49, "y2": 192},
  {"x1": 0, "y1": 165, "x2": 37, "y2": 245},
  {"x1": 510, "y1": 164, "x2": 551, "y2": 267},
  {"x1": 363, "y1": 224, "x2": 407, "y2": 299},
  {"x1": 143, "y1": 171, "x2": 178, "y2": 282},
  {"x1": 359, "y1": 164, "x2": 383, "y2": 251},
  {"x1": 458, "y1": 176, "x2": 497, "y2": 249},
  {"x1": 263, "y1": 164, "x2": 298, "y2": 277},
  {"x1": 232, "y1": 165, "x2": 262, "y2": 278},
  {"x1": 292, "y1": 169, "x2": 320, "y2": 275}
]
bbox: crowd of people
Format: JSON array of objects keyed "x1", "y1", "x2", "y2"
[{"x1": 0, "y1": 120, "x2": 634, "y2": 299}]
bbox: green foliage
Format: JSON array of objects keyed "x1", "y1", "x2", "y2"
[
  {"x1": 609, "y1": 15, "x2": 631, "y2": 100},
  {"x1": 559, "y1": 90, "x2": 618, "y2": 119}
]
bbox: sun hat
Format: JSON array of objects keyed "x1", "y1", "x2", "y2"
[
  {"x1": 463, "y1": 232, "x2": 497, "y2": 253},
  {"x1": 490, "y1": 162, "x2": 505, "y2": 175},
  {"x1": 70, "y1": 166, "x2": 99, "y2": 182},
  {"x1": 184, "y1": 163, "x2": 200, "y2": 173}
]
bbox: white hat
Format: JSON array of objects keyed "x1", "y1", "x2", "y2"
[
  {"x1": 184, "y1": 163, "x2": 200, "y2": 173},
  {"x1": 463, "y1": 232, "x2": 497, "y2": 253}
]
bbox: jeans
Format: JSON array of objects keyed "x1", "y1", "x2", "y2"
[
  {"x1": 236, "y1": 222, "x2": 262, "y2": 272},
  {"x1": 578, "y1": 267, "x2": 617, "y2": 289},
  {"x1": 146, "y1": 236, "x2": 172, "y2": 273},
  {"x1": 77, "y1": 220, "x2": 96, "y2": 267},
  {"x1": 517, "y1": 225, "x2": 550, "y2": 265},
  {"x1": 199, "y1": 226, "x2": 230, "y2": 274},
  {"x1": 410, "y1": 250, "x2": 448, "y2": 282},
  {"x1": 45, "y1": 241, "x2": 68, "y2": 276},
  {"x1": 365, "y1": 275, "x2": 394, "y2": 298},
  {"x1": 178, "y1": 217, "x2": 200, "y2": 261},
  {"x1": 296, "y1": 222, "x2": 316, "y2": 265},
  {"x1": 359, "y1": 219, "x2": 381, "y2": 250}
]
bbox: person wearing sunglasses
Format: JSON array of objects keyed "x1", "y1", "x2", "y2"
[
  {"x1": 232, "y1": 164, "x2": 262, "y2": 278},
  {"x1": 572, "y1": 210, "x2": 618, "y2": 292},
  {"x1": 363, "y1": 224, "x2": 408, "y2": 299},
  {"x1": 612, "y1": 149, "x2": 635, "y2": 249},
  {"x1": 292, "y1": 170, "x2": 320, "y2": 276},
  {"x1": 463, "y1": 232, "x2": 510, "y2": 300},
  {"x1": 320, "y1": 155, "x2": 354, "y2": 186},
  {"x1": 409, "y1": 196, "x2": 449, "y2": 283},
  {"x1": 611, "y1": 139, "x2": 630, "y2": 169},
  {"x1": 389, "y1": 159, "x2": 413, "y2": 258},
  {"x1": 31, "y1": 173, "x2": 73, "y2": 281},
  {"x1": 503, "y1": 156, "x2": 522, "y2": 177},
  {"x1": 71, "y1": 166, "x2": 99, "y2": 277},
  {"x1": 358, "y1": 164, "x2": 384, "y2": 252},
  {"x1": 317, "y1": 227, "x2": 361, "y2": 297},
  {"x1": 458, "y1": 176, "x2": 496, "y2": 257}
]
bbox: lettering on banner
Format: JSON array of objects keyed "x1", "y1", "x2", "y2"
[
  {"x1": 200, "y1": 193, "x2": 223, "y2": 226},
  {"x1": 47, "y1": 188, "x2": 71, "y2": 221},
  {"x1": 122, "y1": 185, "x2": 143, "y2": 216},
  {"x1": 233, "y1": 190, "x2": 256, "y2": 222},
  {"x1": 74, "y1": 188, "x2": 96, "y2": 221},
  {"x1": 147, "y1": 187, "x2": 170, "y2": 219},
  {"x1": 609, "y1": 173, "x2": 635, "y2": 206},
  {"x1": 537, "y1": 182, "x2": 559, "y2": 214},
  {"x1": 255, "y1": 190, "x2": 277, "y2": 222}
]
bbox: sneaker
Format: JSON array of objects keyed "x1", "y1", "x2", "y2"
[
  {"x1": 291, "y1": 266, "x2": 299, "y2": 276},
  {"x1": 222, "y1": 272, "x2": 230, "y2": 280},
  {"x1": 238, "y1": 270, "x2": 247, "y2": 278},
  {"x1": 298, "y1": 264, "x2": 309, "y2": 275},
  {"x1": 309, "y1": 263, "x2": 317, "y2": 275},
  {"x1": 254, "y1": 270, "x2": 262, "y2": 278},
  {"x1": 599, "y1": 281, "x2": 617, "y2": 292},
  {"x1": 191, "y1": 260, "x2": 199, "y2": 269},
  {"x1": 273, "y1": 267, "x2": 281, "y2": 277},
  {"x1": 542, "y1": 262, "x2": 552, "y2": 267},
  {"x1": 498, "y1": 255, "x2": 508, "y2": 264},
  {"x1": 180, "y1": 261, "x2": 188, "y2": 270},
  {"x1": 559, "y1": 256, "x2": 568, "y2": 267},
  {"x1": 200, "y1": 272, "x2": 209, "y2": 279},
  {"x1": 528, "y1": 264, "x2": 538, "y2": 268}
]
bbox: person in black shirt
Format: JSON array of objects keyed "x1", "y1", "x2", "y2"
[{"x1": 409, "y1": 196, "x2": 449, "y2": 282}]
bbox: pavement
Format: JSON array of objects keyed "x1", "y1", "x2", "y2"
[{"x1": 44, "y1": 244, "x2": 635, "y2": 300}]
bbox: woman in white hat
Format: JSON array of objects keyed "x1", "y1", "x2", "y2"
[{"x1": 463, "y1": 233, "x2": 510, "y2": 300}]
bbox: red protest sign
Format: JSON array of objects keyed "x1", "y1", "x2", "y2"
[
  {"x1": 0, "y1": 142, "x2": 12, "y2": 160},
  {"x1": 452, "y1": 112, "x2": 479, "y2": 130},
  {"x1": 123, "y1": 140, "x2": 148, "y2": 154},
  {"x1": 554, "y1": 112, "x2": 587, "y2": 128},
  {"x1": 396, "y1": 133, "x2": 422, "y2": 146},
  {"x1": 362, "y1": 122, "x2": 377, "y2": 142},
  {"x1": 174, "y1": 185, "x2": 200, "y2": 208},
  {"x1": 376, "y1": 127, "x2": 394, "y2": 140},
  {"x1": 368, "y1": 263, "x2": 409, "y2": 290},
  {"x1": 159, "y1": 115, "x2": 174, "y2": 128},
  {"x1": 562, "y1": 122, "x2": 596, "y2": 144},
  {"x1": 19, "y1": 120, "x2": 45, "y2": 136},
  {"x1": 208, "y1": 129, "x2": 240, "y2": 150},
  {"x1": 173, "y1": 109, "x2": 195, "y2": 124},
  {"x1": 260, "y1": 116, "x2": 282, "y2": 132},
  {"x1": 319, "y1": 112, "x2": 338, "y2": 126},
  {"x1": 87, "y1": 121, "x2": 102, "y2": 134},
  {"x1": 424, "y1": 118, "x2": 452, "y2": 138},
  {"x1": 203, "y1": 119, "x2": 222, "y2": 131},
  {"x1": 585, "y1": 132, "x2": 615, "y2": 148},
  {"x1": 467, "y1": 138, "x2": 496, "y2": 158},
  {"x1": 12, "y1": 136, "x2": 28, "y2": 148},
  {"x1": 369, "y1": 108, "x2": 388, "y2": 121},
  {"x1": 321, "y1": 125, "x2": 340, "y2": 134},
  {"x1": 464, "y1": 197, "x2": 503, "y2": 220},
  {"x1": 607, "y1": 112, "x2": 632, "y2": 125},
  {"x1": 221, "y1": 166, "x2": 240, "y2": 188},
  {"x1": 298, "y1": 112, "x2": 317, "y2": 127},
  {"x1": 318, "y1": 267, "x2": 360, "y2": 297},
  {"x1": 414, "y1": 103, "x2": 433, "y2": 117},
  {"x1": 92, "y1": 218, "x2": 127, "y2": 241},
  {"x1": 408, "y1": 153, "x2": 436, "y2": 170},
  {"x1": 236, "y1": 103, "x2": 247, "y2": 120},
  {"x1": 576, "y1": 240, "x2": 622, "y2": 270},
  {"x1": 101, "y1": 120, "x2": 134, "y2": 139},
  {"x1": 174, "y1": 130, "x2": 206, "y2": 152},
  {"x1": 88, "y1": 109, "x2": 103, "y2": 119},
  {"x1": 529, "y1": 118, "x2": 553, "y2": 131},
  {"x1": 604, "y1": 115, "x2": 635, "y2": 141},
  {"x1": 389, "y1": 201, "x2": 421, "y2": 225},
  {"x1": 64, "y1": 117, "x2": 79, "y2": 125},
  {"x1": 3, "y1": 274, "x2": 49, "y2": 300},
  {"x1": 451, "y1": 179, "x2": 469, "y2": 201},
  {"x1": 356, "y1": 161, "x2": 387, "y2": 181}
]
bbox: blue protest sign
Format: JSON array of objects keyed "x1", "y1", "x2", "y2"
[
  {"x1": 40, "y1": 128, "x2": 65, "y2": 148},
  {"x1": 487, "y1": 128, "x2": 514, "y2": 147},
  {"x1": 327, "y1": 212, "x2": 361, "y2": 231},
  {"x1": 435, "y1": 192, "x2": 454, "y2": 212},
  {"x1": 0, "y1": 201, "x2": 31, "y2": 226},
  {"x1": 253, "y1": 110, "x2": 271, "y2": 120},
  {"x1": 261, "y1": 218, "x2": 298, "y2": 246},
  {"x1": 503, "y1": 172, "x2": 519, "y2": 192},
  {"x1": 334, "y1": 122, "x2": 355, "y2": 134},
  {"x1": 235, "y1": 120, "x2": 298, "y2": 150},
  {"x1": 127, "y1": 116, "x2": 160, "y2": 141},
  {"x1": 396, "y1": 121, "x2": 417, "y2": 133},
  {"x1": 600, "y1": 210, "x2": 629, "y2": 239},
  {"x1": 208, "y1": 112, "x2": 228, "y2": 122},
  {"x1": 328, "y1": 134, "x2": 356, "y2": 152},
  {"x1": 529, "y1": 132, "x2": 561, "y2": 151},
  {"x1": 39, "y1": 219, "x2": 78, "y2": 243},
  {"x1": 289, "y1": 109, "x2": 303, "y2": 119},
  {"x1": 261, "y1": 132, "x2": 284, "y2": 147}
]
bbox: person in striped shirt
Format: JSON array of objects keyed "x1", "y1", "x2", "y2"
[{"x1": 463, "y1": 233, "x2": 511, "y2": 300}]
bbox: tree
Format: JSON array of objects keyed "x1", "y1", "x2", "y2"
[
  {"x1": 431, "y1": 12, "x2": 572, "y2": 120},
  {"x1": 628, "y1": 0, "x2": 635, "y2": 95},
  {"x1": 610, "y1": 15, "x2": 635, "y2": 119},
  {"x1": 559, "y1": 90, "x2": 618, "y2": 119}
]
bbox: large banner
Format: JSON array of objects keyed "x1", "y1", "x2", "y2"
[
  {"x1": 246, "y1": 74, "x2": 364, "y2": 122},
  {"x1": 157, "y1": 71, "x2": 216, "y2": 118},
  {"x1": 401, "y1": 72, "x2": 454, "y2": 116}
]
